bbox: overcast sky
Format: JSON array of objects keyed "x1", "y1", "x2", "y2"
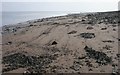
[{"x1": 1, "y1": 0, "x2": 120, "y2": 12}]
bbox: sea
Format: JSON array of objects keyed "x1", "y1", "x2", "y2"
[{"x1": 1, "y1": 11, "x2": 74, "y2": 27}]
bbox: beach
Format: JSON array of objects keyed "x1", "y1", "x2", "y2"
[{"x1": 2, "y1": 11, "x2": 120, "y2": 74}]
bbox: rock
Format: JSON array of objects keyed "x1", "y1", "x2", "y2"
[
  {"x1": 88, "y1": 21, "x2": 94, "y2": 24},
  {"x1": 78, "y1": 56, "x2": 86, "y2": 59},
  {"x1": 81, "y1": 19, "x2": 85, "y2": 22},
  {"x1": 68, "y1": 30, "x2": 77, "y2": 34},
  {"x1": 52, "y1": 22, "x2": 59, "y2": 25},
  {"x1": 87, "y1": 26, "x2": 93, "y2": 30},
  {"x1": 51, "y1": 41, "x2": 57, "y2": 45},
  {"x1": 102, "y1": 40, "x2": 114, "y2": 43},
  {"x1": 116, "y1": 54, "x2": 120, "y2": 58},
  {"x1": 113, "y1": 29, "x2": 116, "y2": 31},
  {"x1": 89, "y1": 68, "x2": 93, "y2": 71},
  {"x1": 12, "y1": 28, "x2": 17, "y2": 33},
  {"x1": 6, "y1": 41, "x2": 12, "y2": 45},
  {"x1": 101, "y1": 28, "x2": 107, "y2": 30},
  {"x1": 118, "y1": 39, "x2": 120, "y2": 41},
  {"x1": 29, "y1": 24, "x2": 34, "y2": 27}
]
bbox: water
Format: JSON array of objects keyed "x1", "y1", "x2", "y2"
[{"x1": 2, "y1": 11, "x2": 70, "y2": 26}]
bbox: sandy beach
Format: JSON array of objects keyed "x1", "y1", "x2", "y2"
[{"x1": 1, "y1": 11, "x2": 120, "y2": 74}]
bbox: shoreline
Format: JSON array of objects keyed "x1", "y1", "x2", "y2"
[
  {"x1": 2, "y1": 10, "x2": 119, "y2": 27},
  {"x1": 2, "y1": 10, "x2": 120, "y2": 73}
]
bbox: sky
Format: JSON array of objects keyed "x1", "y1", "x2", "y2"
[
  {"x1": 1, "y1": 0, "x2": 119, "y2": 2},
  {"x1": 1, "y1": 0, "x2": 120, "y2": 12}
]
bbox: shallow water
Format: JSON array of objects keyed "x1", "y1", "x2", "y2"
[{"x1": 2, "y1": 11, "x2": 69, "y2": 26}]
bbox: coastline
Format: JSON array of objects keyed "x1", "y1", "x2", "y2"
[
  {"x1": 2, "y1": 11, "x2": 120, "y2": 73},
  {"x1": 2, "y1": 10, "x2": 119, "y2": 27}
]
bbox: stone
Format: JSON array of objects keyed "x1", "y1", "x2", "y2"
[
  {"x1": 6, "y1": 41, "x2": 12, "y2": 45},
  {"x1": 51, "y1": 41, "x2": 57, "y2": 45},
  {"x1": 101, "y1": 28, "x2": 107, "y2": 30},
  {"x1": 87, "y1": 26, "x2": 93, "y2": 30},
  {"x1": 102, "y1": 40, "x2": 114, "y2": 43},
  {"x1": 68, "y1": 30, "x2": 77, "y2": 34}
]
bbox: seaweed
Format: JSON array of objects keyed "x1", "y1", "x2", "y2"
[
  {"x1": 79, "y1": 33, "x2": 95, "y2": 39},
  {"x1": 2, "y1": 53, "x2": 58, "y2": 73},
  {"x1": 84, "y1": 46, "x2": 112, "y2": 65}
]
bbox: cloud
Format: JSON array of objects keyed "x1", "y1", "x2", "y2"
[
  {"x1": 2, "y1": 1, "x2": 118, "y2": 12},
  {"x1": 1, "y1": 0, "x2": 120, "y2": 2},
  {"x1": 118, "y1": 1, "x2": 120, "y2": 10}
]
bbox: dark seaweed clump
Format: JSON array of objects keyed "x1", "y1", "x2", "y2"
[
  {"x1": 83, "y1": 11, "x2": 120, "y2": 24},
  {"x1": 2, "y1": 53, "x2": 58, "y2": 73},
  {"x1": 84, "y1": 46, "x2": 112, "y2": 65}
]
